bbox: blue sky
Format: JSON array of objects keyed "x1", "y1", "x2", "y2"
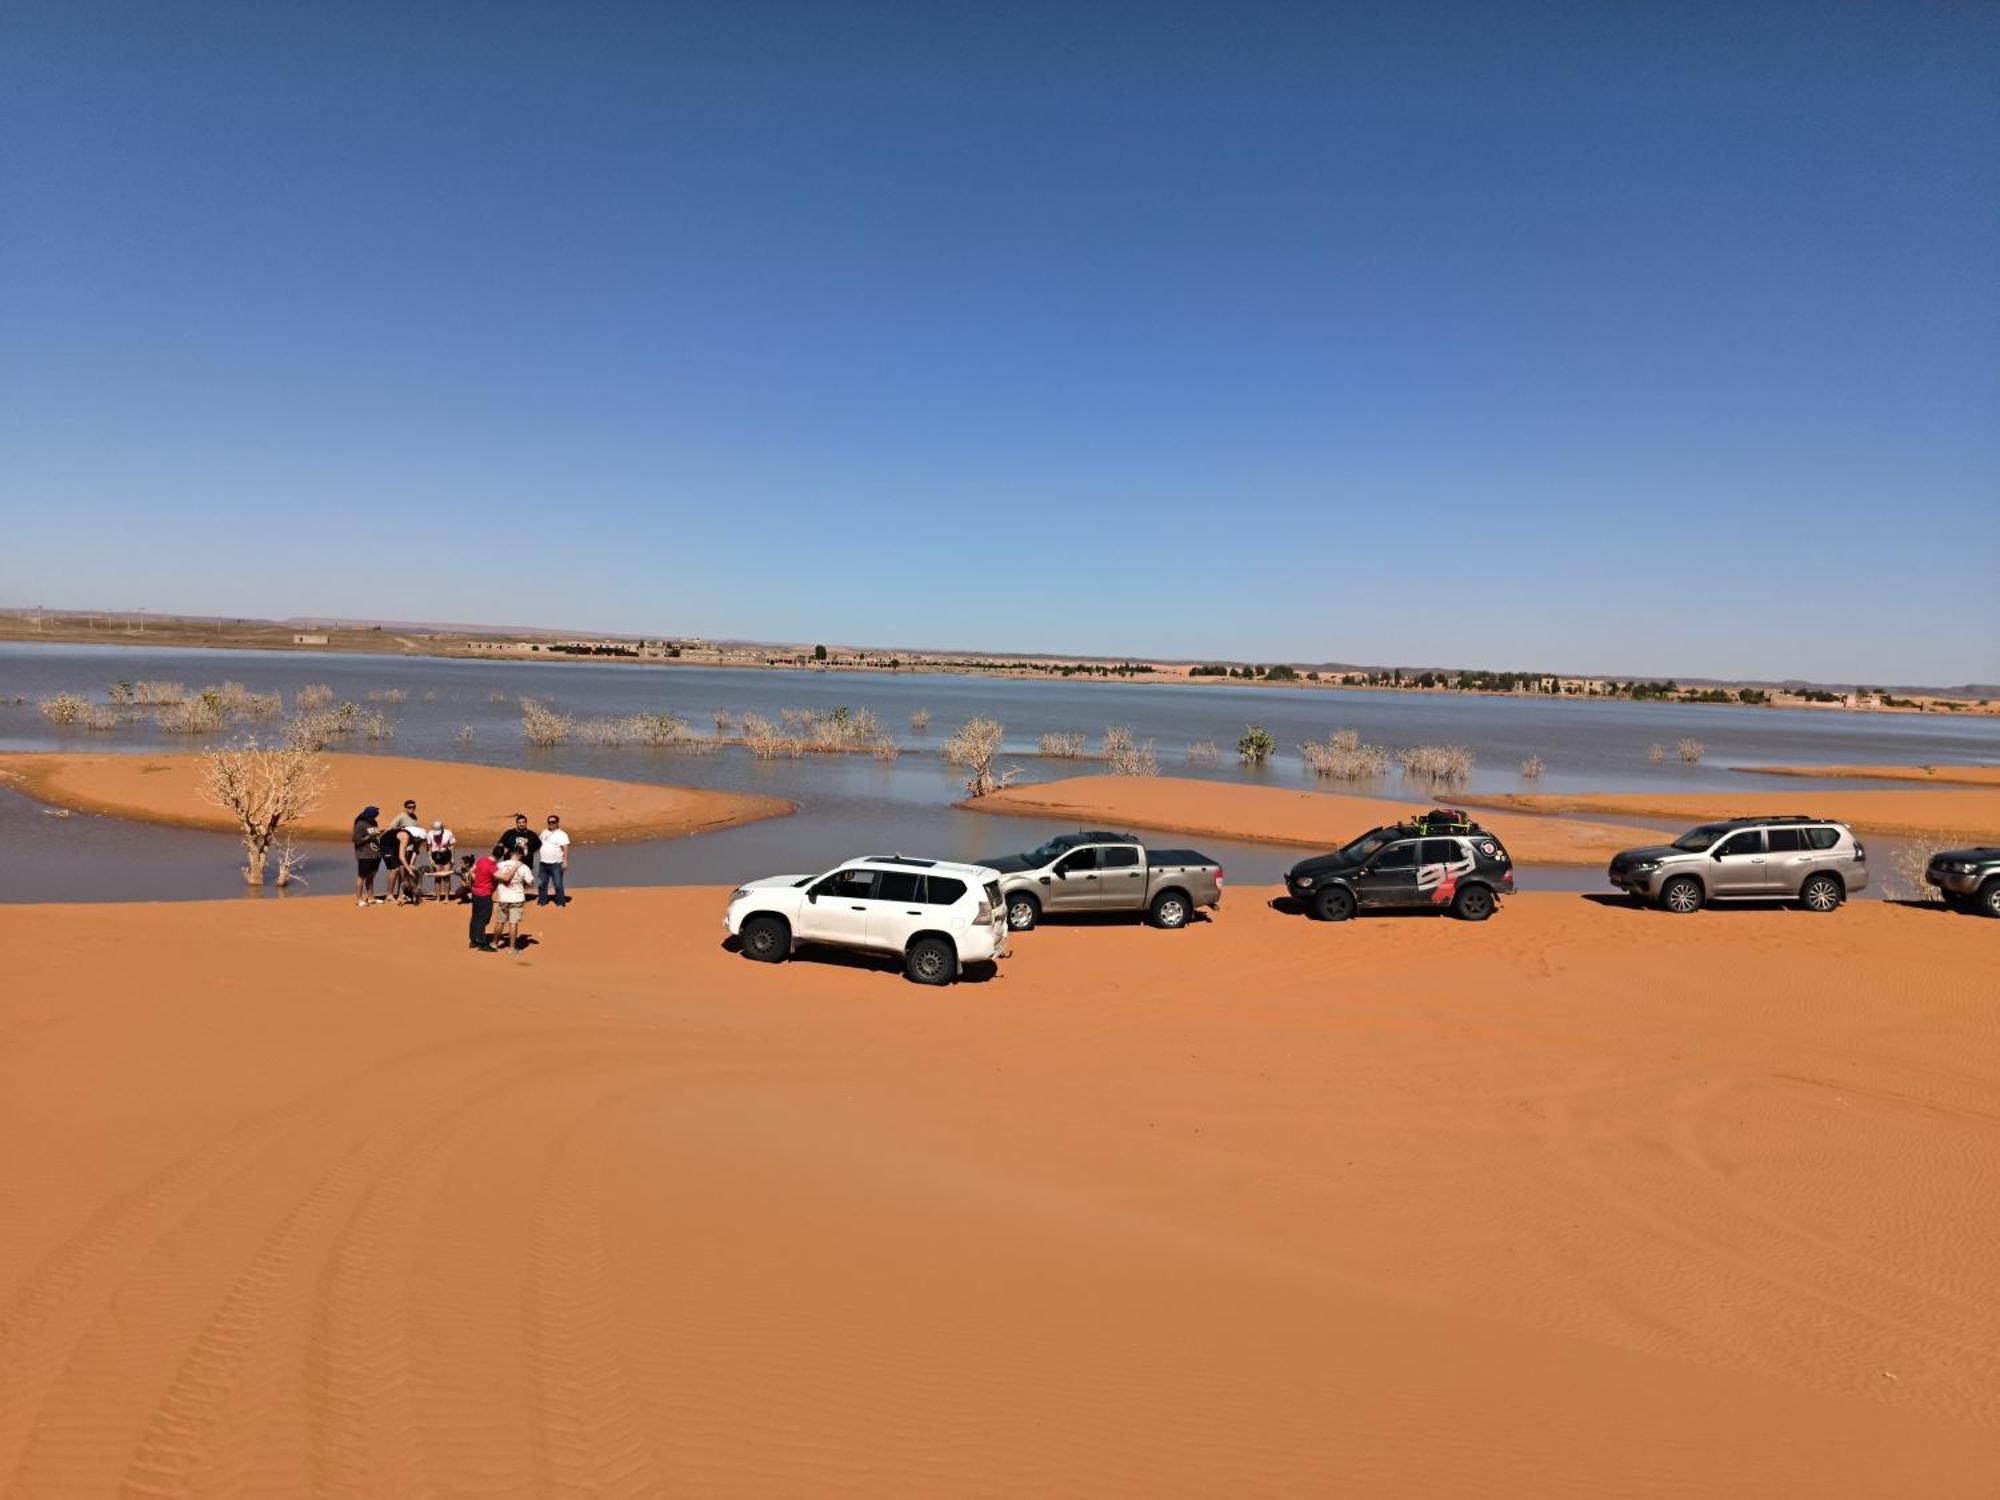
[{"x1": 2, "y1": 1, "x2": 1995, "y2": 684}]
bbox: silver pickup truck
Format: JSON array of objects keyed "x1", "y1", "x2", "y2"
[{"x1": 980, "y1": 831, "x2": 1223, "y2": 931}]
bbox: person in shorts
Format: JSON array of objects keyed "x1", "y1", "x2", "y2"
[
  {"x1": 353, "y1": 805, "x2": 382, "y2": 906},
  {"x1": 426, "y1": 820, "x2": 456, "y2": 898},
  {"x1": 493, "y1": 846, "x2": 532, "y2": 950}
]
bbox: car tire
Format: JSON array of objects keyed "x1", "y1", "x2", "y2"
[
  {"x1": 905, "y1": 936, "x2": 957, "y2": 986},
  {"x1": 1312, "y1": 885, "x2": 1356, "y2": 922},
  {"x1": 1979, "y1": 879, "x2": 2000, "y2": 919},
  {"x1": 1799, "y1": 873, "x2": 1843, "y2": 913},
  {"x1": 1149, "y1": 890, "x2": 1190, "y2": 929},
  {"x1": 740, "y1": 914, "x2": 789, "y2": 963},
  {"x1": 1007, "y1": 893, "x2": 1040, "y2": 932},
  {"x1": 1451, "y1": 884, "x2": 1495, "y2": 922},
  {"x1": 1659, "y1": 876, "x2": 1703, "y2": 914}
]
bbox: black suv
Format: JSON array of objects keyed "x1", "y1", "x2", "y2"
[
  {"x1": 1925, "y1": 847, "x2": 2000, "y2": 917},
  {"x1": 1285, "y1": 810, "x2": 1515, "y2": 922}
]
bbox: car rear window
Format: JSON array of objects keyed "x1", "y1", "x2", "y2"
[
  {"x1": 923, "y1": 875, "x2": 967, "y2": 906},
  {"x1": 1803, "y1": 827, "x2": 1841, "y2": 850},
  {"x1": 1766, "y1": 828, "x2": 1805, "y2": 853},
  {"x1": 1100, "y1": 845, "x2": 1140, "y2": 868},
  {"x1": 876, "y1": 870, "x2": 922, "y2": 903},
  {"x1": 1419, "y1": 839, "x2": 1460, "y2": 863}
]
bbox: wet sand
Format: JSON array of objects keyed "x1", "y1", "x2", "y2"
[
  {"x1": 0, "y1": 751, "x2": 791, "y2": 844},
  {"x1": 972, "y1": 774, "x2": 1654, "y2": 862},
  {"x1": 3, "y1": 889, "x2": 1995, "y2": 1496},
  {"x1": 1463, "y1": 787, "x2": 2000, "y2": 842},
  {"x1": 1733, "y1": 763, "x2": 2000, "y2": 788}
]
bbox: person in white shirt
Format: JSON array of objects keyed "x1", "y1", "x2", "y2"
[
  {"x1": 535, "y1": 814, "x2": 572, "y2": 906},
  {"x1": 493, "y1": 848, "x2": 532, "y2": 951},
  {"x1": 425, "y1": 821, "x2": 456, "y2": 900}
]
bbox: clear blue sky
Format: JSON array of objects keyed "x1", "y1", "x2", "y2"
[{"x1": 3, "y1": 2, "x2": 1995, "y2": 684}]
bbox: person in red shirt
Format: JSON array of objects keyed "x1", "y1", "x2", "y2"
[{"x1": 468, "y1": 846, "x2": 500, "y2": 951}]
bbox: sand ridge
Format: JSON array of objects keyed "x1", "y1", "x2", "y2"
[
  {"x1": 2, "y1": 888, "x2": 1997, "y2": 1495},
  {"x1": 1462, "y1": 787, "x2": 2000, "y2": 841},
  {"x1": 971, "y1": 773, "x2": 1658, "y2": 863},
  {"x1": 0, "y1": 750, "x2": 792, "y2": 845},
  {"x1": 1732, "y1": 763, "x2": 2000, "y2": 788}
]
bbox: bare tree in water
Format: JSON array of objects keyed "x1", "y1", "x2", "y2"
[{"x1": 201, "y1": 739, "x2": 329, "y2": 885}]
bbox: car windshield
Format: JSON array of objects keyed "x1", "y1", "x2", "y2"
[
  {"x1": 1022, "y1": 836, "x2": 1077, "y2": 865},
  {"x1": 1340, "y1": 827, "x2": 1397, "y2": 860},
  {"x1": 1672, "y1": 824, "x2": 1730, "y2": 852}
]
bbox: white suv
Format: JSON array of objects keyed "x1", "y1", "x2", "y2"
[{"x1": 724, "y1": 856, "x2": 1010, "y2": 985}]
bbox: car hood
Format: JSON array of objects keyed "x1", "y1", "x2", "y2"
[
  {"x1": 1610, "y1": 845, "x2": 1682, "y2": 869},
  {"x1": 980, "y1": 854, "x2": 1035, "y2": 875},
  {"x1": 1931, "y1": 848, "x2": 2000, "y2": 862},
  {"x1": 734, "y1": 874, "x2": 813, "y2": 892},
  {"x1": 1287, "y1": 851, "x2": 1359, "y2": 881}
]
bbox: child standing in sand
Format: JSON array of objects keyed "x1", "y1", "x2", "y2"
[{"x1": 492, "y1": 847, "x2": 532, "y2": 951}]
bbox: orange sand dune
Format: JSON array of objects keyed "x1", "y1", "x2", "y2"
[
  {"x1": 974, "y1": 773, "x2": 1654, "y2": 862},
  {"x1": 4, "y1": 889, "x2": 1996, "y2": 1496},
  {"x1": 0, "y1": 750, "x2": 790, "y2": 843},
  {"x1": 1464, "y1": 787, "x2": 2000, "y2": 841},
  {"x1": 1733, "y1": 763, "x2": 2000, "y2": 788}
]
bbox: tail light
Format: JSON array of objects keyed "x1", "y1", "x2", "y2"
[
  {"x1": 1854, "y1": 842, "x2": 1867, "y2": 862},
  {"x1": 1216, "y1": 868, "x2": 1225, "y2": 888}
]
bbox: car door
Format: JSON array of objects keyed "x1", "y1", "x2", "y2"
[
  {"x1": 1709, "y1": 829, "x2": 1770, "y2": 895},
  {"x1": 1096, "y1": 844, "x2": 1146, "y2": 910},
  {"x1": 1353, "y1": 839, "x2": 1421, "y2": 908},
  {"x1": 1048, "y1": 846, "x2": 1102, "y2": 912},
  {"x1": 1417, "y1": 838, "x2": 1469, "y2": 907},
  {"x1": 1763, "y1": 826, "x2": 1812, "y2": 895},
  {"x1": 797, "y1": 867, "x2": 878, "y2": 945},
  {"x1": 866, "y1": 869, "x2": 927, "y2": 951}
]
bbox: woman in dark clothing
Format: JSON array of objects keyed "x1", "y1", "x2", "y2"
[{"x1": 353, "y1": 805, "x2": 382, "y2": 906}]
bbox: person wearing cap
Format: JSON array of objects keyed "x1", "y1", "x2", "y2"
[
  {"x1": 425, "y1": 819, "x2": 456, "y2": 899},
  {"x1": 535, "y1": 814, "x2": 572, "y2": 906},
  {"x1": 353, "y1": 805, "x2": 383, "y2": 906}
]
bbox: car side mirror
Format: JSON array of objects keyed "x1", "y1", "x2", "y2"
[
  {"x1": 1055, "y1": 867, "x2": 1067, "y2": 879},
  {"x1": 807, "y1": 889, "x2": 819, "y2": 902},
  {"x1": 1711, "y1": 851, "x2": 1725, "y2": 861}
]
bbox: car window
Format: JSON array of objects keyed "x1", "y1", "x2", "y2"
[
  {"x1": 923, "y1": 875, "x2": 966, "y2": 906},
  {"x1": 1765, "y1": 828, "x2": 1805, "y2": 853},
  {"x1": 1803, "y1": 827, "x2": 1841, "y2": 850},
  {"x1": 818, "y1": 868, "x2": 879, "y2": 899},
  {"x1": 1099, "y1": 845, "x2": 1140, "y2": 869},
  {"x1": 1716, "y1": 830, "x2": 1765, "y2": 857},
  {"x1": 1056, "y1": 848, "x2": 1098, "y2": 873},
  {"x1": 1673, "y1": 823, "x2": 1729, "y2": 852},
  {"x1": 1372, "y1": 842, "x2": 1417, "y2": 869},
  {"x1": 1419, "y1": 839, "x2": 1460, "y2": 863},
  {"x1": 876, "y1": 870, "x2": 921, "y2": 903}
]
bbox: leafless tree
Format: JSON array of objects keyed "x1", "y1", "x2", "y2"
[
  {"x1": 200, "y1": 739, "x2": 329, "y2": 886},
  {"x1": 943, "y1": 715, "x2": 1016, "y2": 797}
]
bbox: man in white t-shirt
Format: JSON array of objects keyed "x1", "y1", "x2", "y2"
[{"x1": 535, "y1": 814, "x2": 572, "y2": 906}]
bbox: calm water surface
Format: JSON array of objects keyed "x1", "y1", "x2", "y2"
[{"x1": 4, "y1": 644, "x2": 1993, "y2": 903}]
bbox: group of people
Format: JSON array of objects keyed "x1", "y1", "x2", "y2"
[{"x1": 351, "y1": 801, "x2": 574, "y2": 952}]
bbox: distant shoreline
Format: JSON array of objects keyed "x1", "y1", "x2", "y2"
[{"x1": 2, "y1": 621, "x2": 1994, "y2": 719}]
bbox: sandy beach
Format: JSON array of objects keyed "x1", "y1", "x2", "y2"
[
  {"x1": 1733, "y1": 763, "x2": 2000, "y2": 788},
  {"x1": 3, "y1": 888, "x2": 1995, "y2": 1495},
  {"x1": 972, "y1": 774, "x2": 1659, "y2": 863},
  {"x1": 0, "y1": 751, "x2": 791, "y2": 844},
  {"x1": 1462, "y1": 788, "x2": 2000, "y2": 842}
]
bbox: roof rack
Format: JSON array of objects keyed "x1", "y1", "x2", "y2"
[
  {"x1": 1727, "y1": 815, "x2": 1826, "y2": 825},
  {"x1": 1408, "y1": 807, "x2": 1477, "y2": 833},
  {"x1": 866, "y1": 855, "x2": 938, "y2": 867}
]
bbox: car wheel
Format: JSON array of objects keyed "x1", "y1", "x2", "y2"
[
  {"x1": 1799, "y1": 873, "x2": 1843, "y2": 913},
  {"x1": 1312, "y1": 885, "x2": 1356, "y2": 922},
  {"x1": 1007, "y1": 893, "x2": 1040, "y2": 931},
  {"x1": 1451, "y1": 885, "x2": 1495, "y2": 922},
  {"x1": 1149, "y1": 891, "x2": 1190, "y2": 929},
  {"x1": 1659, "y1": 876, "x2": 1703, "y2": 914},
  {"x1": 1979, "y1": 879, "x2": 2000, "y2": 919},
  {"x1": 740, "y1": 914, "x2": 789, "y2": 963},
  {"x1": 905, "y1": 936, "x2": 957, "y2": 986}
]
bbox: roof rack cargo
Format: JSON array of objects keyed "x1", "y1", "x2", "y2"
[{"x1": 1409, "y1": 808, "x2": 1477, "y2": 833}]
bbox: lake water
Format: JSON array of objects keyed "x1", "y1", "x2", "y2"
[{"x1": 4, "y1": 643, "x2": 1995, "y2": 903}]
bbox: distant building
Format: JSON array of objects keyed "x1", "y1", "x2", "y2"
[{"x1": 292, "y1": 633, "x2": 328, "y2": 646}]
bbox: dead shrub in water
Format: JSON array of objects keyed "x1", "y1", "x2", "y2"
[
  {"x1": 38, "y1": 692, "x2": 93, "y2": 726},
  {"x1": 1301, "y1": 731, "x2": 1391, "y2": 781},
  {"x1": 1100, "y1": 725, "x2": 1135, "y2": 760},
  {"x1": 870, "y1": 736, "x2": 901, "y2": 761},
  {"x1": 1185, "y1": 740, "x2": 1221, "y2": 765},
  {"x1": 1520, "y1": 755, "x2": 1546, "y2": 779},
  {"x1": 157, "y1": 697, "x2": 225, "y2": 734},
  {"x1": 1238, "y1": 726, "x2": 1276, "y2": 764},
  {"x1": 577, "y1": 712, "x2": 689, "y2": 746},
  {"x1": 944, "y1": 716, "x2": 1015, "y2": 798},
  {"x1": 489, "y1": 689, "x2": 510, "y2": 705},
  {"x1": 286, "y1": 702, "x2": 364, "y2": 750},
  {"x1": 909, "y1": 708, "x2": 932, "y2": 733},
  {"x1": 367, "y1": 687, "x2": 406, "y2": 704},
  {"x1": 519, "y1": 699, "x2": 573, "y2": 746},
  {"x1": 1039, "y1": 731, "x2": 1088, "y2": 759},
  {"x1": 132, "y1": 680, "x2": 186, "y2": 705},
  {"x1": 1647, "y1": 743, "x2": 1668, "y2": 764},
  {"x1": 1677, "y1": 738, "x2": 1705, "y2": 764},
  {"x1": 741, "y1": 712, "x2": 801, "y2": 759},
  {"x1": 1108, "y1": 739, "x2": 1158, "y2": 776},
  {"x1": 200, "y1": 738, "x2": 329, "y2": 886},
  {"x1": 713, "y1": 708, "x2": 734, "y2": 734},
  {"x1": 456, "y1": 725, "x2": 475, "y2": 749},
  {"x1": 1397, "y1": 743, "x2": 1474, "y2": 788},
  {"x1": 295, "y1": 683, "x2": 334, "y2": 710}
]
